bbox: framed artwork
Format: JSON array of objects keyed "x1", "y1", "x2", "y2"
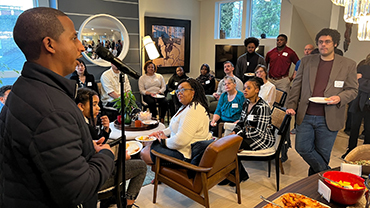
[{"x1": 145, "y1": 16, "x2": 191, "y2": 74}]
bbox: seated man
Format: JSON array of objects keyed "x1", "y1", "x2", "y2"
[
  {"x1": 0, "y1": 85, "x2": 12, "y2": 110},
  {"x1": 100, "y1": 63, "x2": 132, "y2": 107},
  {"x1": 207, "y1": 61, "x2": 243, "y2": 113}
]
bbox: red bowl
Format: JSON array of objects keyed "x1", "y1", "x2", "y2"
[{"x1": 322, "y1": 171, "x2": 365, "y2": 205}]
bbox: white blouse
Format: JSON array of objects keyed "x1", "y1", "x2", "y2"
[{"x1": 259, "y1": 81, "x2": 276, "y2": 108}]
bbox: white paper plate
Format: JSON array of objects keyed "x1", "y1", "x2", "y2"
[
  {"x1": 135, "y1": 135, "x2": 157, "y2": 142},
  {"x1": 244, "y1": 73, "x2": 255, "y2": 77},
  {"x1": 154, "y1": 94, "x2": 165, "y2": 98},
  {"x1": 126, "y1": 141, "x2": 143, "y2": 155},
  {"x1": 142, "y1": 120, "x2": 158, "y2": 125},
  {"x1": 309, "y1": 97, "x2": 330, "y2": 104}
]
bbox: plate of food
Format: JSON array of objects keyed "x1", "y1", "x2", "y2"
[
  {"x1": 142, "y1": 120, "x2": 158, "y2": 125},
  {"x1": 309, "y1": 97, "x2": 331, "y2": 104},
  {"x1": 135, "y1": 135, "x2": 157, "y2": 142},
  {"x1": 126, "y1": 141, "x2": 143, "y2": 155},
  {"x1": 263, "y1": 193, "x2": 330, "y2": 208},
  {"x1": 244, "y1": 73, "x2": 255, "y2": 77},
  {"x1": 153, "y1": 94, "x2": 165, "y2": 98}
]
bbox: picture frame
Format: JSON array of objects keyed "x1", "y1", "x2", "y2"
[{"x1": 145, "y1": 16, "x2": 191, "y2": 74}]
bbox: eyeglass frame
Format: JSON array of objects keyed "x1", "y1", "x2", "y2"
[{"x1": 175, "y1": 88, "x2": 194, "y2": 94}]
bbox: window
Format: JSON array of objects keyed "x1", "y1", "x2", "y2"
[
  {"x1": 217, "y1": 1, "x2": 243, "y2": 39},
  {"x1": 215, "y1": 0, "x2": 281, "y2": 39},
  {"x1": 0, "y1": 1, "x2": 35, "y2": 87},
  {"x1": 249, "y1": 0, "x2": 281, "y2": 38}
]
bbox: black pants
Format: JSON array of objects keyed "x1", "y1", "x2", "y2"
[
  {"x1": 347, "y1": 110, "x2": 370, "y2": 151},
  {"x1": 143, "y1": 95, "x2": 168, "y2": 119}
]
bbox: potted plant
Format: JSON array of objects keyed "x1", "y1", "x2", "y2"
[{"x1": 113, "y1": 91, "x2": 139, "y2": 124}]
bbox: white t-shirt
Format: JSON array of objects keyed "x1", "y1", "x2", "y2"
[{"x1": 100, "y1": 68, "x2": 131, "y2": 105}]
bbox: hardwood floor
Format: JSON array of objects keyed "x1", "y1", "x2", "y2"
[{"x1": 131, "y1": 129, "x2": 353, "y2": 208}]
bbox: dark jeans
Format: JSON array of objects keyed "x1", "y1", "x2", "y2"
[
  {"x1": 347, "y1": 110, "x2": 370, "y2": 151},
  {"x1": 295, "y1": 115, "x2": 338, "y2": 175},
  {"x1": 143, "y1": 95, "x2": 168, "y2": 119}
]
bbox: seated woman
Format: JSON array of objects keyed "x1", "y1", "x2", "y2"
[
  {"x1": 167, "y1": 66, "x2": 189, "y2": 116},
  {"x1": 139, "y1": 61, "x2": 168, "y2": 123},
  {"x1": 70, "y1": 59, "x2": 99, "y2": 95},
  {"x1": 210, "y1": 76, "x2": 245, "y2": 137},
  {"x1": 140, "y1": 78, "x2": 212, "y2": 165},
  {"x1": 75, "y1": 88, "x2": 146, "y2": 208},
  {"x1": 232, "y1": 77, "x2": 274, "y2": 150},
  {"x1": 196, "y1": 63, "x2": 216, "y2": 95},
  {"x1": 228, "y1": 77, "x2": 274, "y2": 184},
  {"x1": 255, "y1": 64, "x2": 276, "y2": 108}
]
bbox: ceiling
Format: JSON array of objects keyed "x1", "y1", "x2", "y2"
[{"x1": 289, "y1": 0, "x2": 333, "y2": 40}]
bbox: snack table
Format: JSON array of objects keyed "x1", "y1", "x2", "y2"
[
  {"x1": 254, "y1": 168, "x2": 366, "y2": 208},
  {"x1": 109, "y1": 122, "x2": 166, "y2": 140}
]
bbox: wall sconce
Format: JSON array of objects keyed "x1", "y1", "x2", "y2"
[{"x1": 143, "y1": 36, "x2": 160, "y2": 60}]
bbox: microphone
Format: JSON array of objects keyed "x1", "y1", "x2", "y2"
[{"x1": 96, "y1": 46, "x2": 140, "y2": 79}]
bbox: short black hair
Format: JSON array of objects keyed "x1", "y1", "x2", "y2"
[
  {"x1": 244, "y1": 37, "x2": 259, "y2": 48},
  {"x1": 0, "y1": 85, "x2": 12, "y2": 97},
  {"x1": 277, "y1": 34, "x2": 288, "y2": 42},
  {"x1": 200, "y1": 63, "x2": 210, "y2": 74},
  {"x1": 13, "y1": 7, "x2": 67, "y2": 61},
  {"x1": 315, "y1": 28, "x2": 341, "y2": 47},
  {"x1": 143, "y1": 60, "x2": 157, "y2": 74},
  {"x1": 247, "y1": 77, "x2": 264, "y2": 90},
  {"x1": 72, "y1": 59, "x2": 90, "y2": 77}
]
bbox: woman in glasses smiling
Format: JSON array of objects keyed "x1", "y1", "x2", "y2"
[{"x1": 140, "y1": 78, "x2": 212, "y2": 166}]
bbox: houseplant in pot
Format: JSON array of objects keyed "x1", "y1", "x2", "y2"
[{"x1": 113, "y1": 91, "x2": 140, "y2": 125}]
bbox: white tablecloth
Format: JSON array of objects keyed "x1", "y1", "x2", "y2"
[{"x1": 109, "y1": 122, "x2": 166, "y2": 140}]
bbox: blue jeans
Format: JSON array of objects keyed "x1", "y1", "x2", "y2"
[{"x1": 295, "y1": 115, "x2": 338, "y2": 175}]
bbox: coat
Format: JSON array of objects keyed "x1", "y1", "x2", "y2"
[
  {"x1": 286, "y1": 54, "x2": 358, "y2": 131},
  {"x1": 0, "y1": 62, "x2": 114, "y2": 208}
]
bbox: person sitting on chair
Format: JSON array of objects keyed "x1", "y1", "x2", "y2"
[
  {"x1": 228, "y1": 77, "x2": 274, "y2": 184},
  {"x1": 140, "y1": 78, "x2": 212, "y2": 166},
  {"x1": 70, "y1": 59, "x2": 99, "y2": 94},
  {"x1": 166, "y1": 66, "x2": 189, "y2": 116},
  {"x1": 75, "y1": 88, "x2": 146, "y2": 208},
  {"x1": 255, "y1": 64, "x2": 276, "y2": 108},
  {"x1": 138, "y1": 60, "x2": 168, "y2": 123},
  {"x1": 209, "y1": 76, "x2": 245, "y2": 137}
]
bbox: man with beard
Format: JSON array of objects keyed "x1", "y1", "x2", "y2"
[
  {"x1": 265, "y1": 34, "x2": 299, "y2": 93},
  {"x1": 235, "y1": 37, "x2": 266, "y2": 82},
  {"x1": 286, "y1": 28, "x2": 358, "y2": 176}
]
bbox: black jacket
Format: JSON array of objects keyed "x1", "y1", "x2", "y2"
[
  {"x1": 70, "y1": 72, "x2": 100, "y2": 96},
  {"x1": 0, "y1": 62, "x2": 114, "y2": 208},
  {"x1": 350, "y1": 64, "x2": 370, "y2": 112},
  {"x1": 167, "y1": 74, "x2": 189, "y2": 92}
]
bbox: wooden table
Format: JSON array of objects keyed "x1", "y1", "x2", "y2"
[{"x1": 254, "y1": 169, "x2": 365, "y2": 208}]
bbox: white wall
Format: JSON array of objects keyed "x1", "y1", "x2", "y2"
[
  {"x1": 139, "y1": 0, "x2": 201, "y2": 80},
  {"x1": 336, "y1": 7, "x2": 370, "y2": 64}
]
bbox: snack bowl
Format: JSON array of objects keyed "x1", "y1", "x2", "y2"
[
  {"x1": 322, "y1": 171, "x2": 365, "y2": 205},
  {"x1": 344, "y1": 144, "x2": 370, "y2": 175}
]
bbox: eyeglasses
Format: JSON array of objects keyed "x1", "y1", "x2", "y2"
[
  {"x1": 318, "y1": 40, "x2": 333, "y2": 45},
  {"x1": 175, "y1": 88, "x2": 193, "y2": 94},
  {"x1": 255, "y1": 70, "x2": 265, "y2": 74}
]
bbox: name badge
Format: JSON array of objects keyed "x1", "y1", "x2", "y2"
[
  {"x1": 175, "y1": 82, "x2": 178, "y2": 86},
  {"x1": 232, "y1": 103, "x2": 238, "y2": 108},
  {"x1": 282, "y1": 52, "x2": 288, "y2": 56},
  {"x1": 87, "y1": 82, "x2": 92, "y2": 86},
  {"x1": 247, "y1": 62, "x2": 250, "y2": 66},
  {"x1": 247, "y1": 115, "x2": 254, "y2": 121},
  {"x1": 205, "y1": 80, "x2": 210, "y2": 84},
  {"x1": 334, "y1": 81, "x2": 344, "y2": 88}
]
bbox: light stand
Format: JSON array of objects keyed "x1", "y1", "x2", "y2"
[{"x1": 120, "y1": 72, "x2": 126, "y2": 208}]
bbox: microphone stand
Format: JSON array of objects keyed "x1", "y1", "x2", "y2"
[{"x1": 120, "y1": 72, "x2": 127, "y2": 208}]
